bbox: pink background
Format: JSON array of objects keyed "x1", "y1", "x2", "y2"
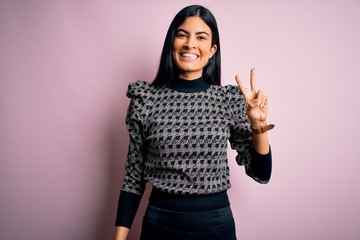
[{"x1": 1, "y1": 0, "x2": 359, "y2": 239}]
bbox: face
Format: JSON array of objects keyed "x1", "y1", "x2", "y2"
[{"x1": 172, "y1": 16, "x2": 217, "y2": 80}]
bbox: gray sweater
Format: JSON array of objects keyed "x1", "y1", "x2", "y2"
[{"x1": 116, "y1": 77, "x2": 272, "y2": 227}]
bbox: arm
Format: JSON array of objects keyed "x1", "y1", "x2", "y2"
[
  {"x1": 114, "y1": 87, "x2": 148, "y2": 236},
  {"x1": 252, "y1": 124, "x2": 270, "y2": 154},
  {"x1": 235, "y1": 68, "x2": 274, "y2": 154},
  {"x1": 235, "y1": 68, "x2": 274, "y2": 182},
  {"x1": 114, "y1": 227, "x2": 129, "y2": 240}
]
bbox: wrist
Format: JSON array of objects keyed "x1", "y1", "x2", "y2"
[
  {"x1": 250, "y1": 121, "x2": 267, "y2": 129},
  {"x1": 251, "y1": 122, "x2": 275, "y2": 134}
]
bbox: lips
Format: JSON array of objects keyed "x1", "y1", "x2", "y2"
[{"x1": 180, "y1": 52, "x2": 199, "y2": 60}]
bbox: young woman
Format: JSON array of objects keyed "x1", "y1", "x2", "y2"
[{"x1": 115, "y1": 5, "x2": 274, "y2": 240}]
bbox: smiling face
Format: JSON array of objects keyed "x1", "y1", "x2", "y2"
[{"x1": 172, "y1": 16, "x2": 217, "y2": 80}]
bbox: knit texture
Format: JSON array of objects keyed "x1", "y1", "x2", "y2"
[{"x1": 121, "y1": 79, "x2": 254, "y2": 196}]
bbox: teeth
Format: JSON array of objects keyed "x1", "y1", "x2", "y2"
[{"x1": 181, "y1": 53, "x2": 198, "y2": 60}]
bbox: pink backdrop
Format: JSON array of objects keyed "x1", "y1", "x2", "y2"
[{"x1": 1, "y1": 0, "x2": 360, "y2": 239}]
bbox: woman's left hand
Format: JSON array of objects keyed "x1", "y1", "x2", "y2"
[{"x1": 235, "y1": 68, "x2": 268, "y2": 128}]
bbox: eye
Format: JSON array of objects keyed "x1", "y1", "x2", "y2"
[
  {"x1": 176, "y1": 32, "x2": 187, "y2": 38},
  {"x1": 197, "y1": 35, "x2": 207, "y2": 40}
]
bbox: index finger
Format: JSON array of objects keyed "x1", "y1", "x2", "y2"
[{"x1": 235, "y1": 74, "x2": 249, "y2": 100}]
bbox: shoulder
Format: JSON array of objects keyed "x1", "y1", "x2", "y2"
[
  {"x1": 211, "y1": 85, "x2": 247, "y2": 118},
  {"x1": 126, "y1": 80, "x2": 154, "y2": 99},
  {"x1": 126, "y1": 81, "x2": 155, "y2": 122},
  {"x1": 223, "y1": 84, "x2": 242, "y2": 96},
  {"x1": 211, "y1": 84, "x2": 244, "y2": 102}
]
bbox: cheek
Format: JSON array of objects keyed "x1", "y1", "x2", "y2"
[
  {"x1": 202, "y1": 48, "x2": 212, "y2": 59},
  {"x1": 171, "y1": 44, "x2": 176, "y2": 57},
  {"x1": 172, "y1": 49, "x2": 180, "y2": 68},
  {"x1": 173, "y1": 39, "x2": 181, "y2": 51},
  {"x1": 172, "y1": 42, "x2": 180, "y2": 57},
  {"x1": 172, "y1": 49, "x2": 178, "y2": 63}
]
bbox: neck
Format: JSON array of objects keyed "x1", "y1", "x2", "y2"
[
  {"x1": 169, "y1": 76, "x2": 210, "y2": 93},
  {"x1": 178, "y1": 72, "x2": 203, "y2": 80}
]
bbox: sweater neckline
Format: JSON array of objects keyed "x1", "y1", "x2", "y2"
[{"x1": 169, "y1": 76, "x2": 210, "y2": 93}]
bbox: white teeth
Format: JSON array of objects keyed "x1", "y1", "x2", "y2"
[{"x1": 181, "y1": 53, "x2": 198, "y2": 60}]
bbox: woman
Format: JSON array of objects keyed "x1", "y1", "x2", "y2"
[{"x1": 115, "y1": 5, "x2": 274, "y2": 240}]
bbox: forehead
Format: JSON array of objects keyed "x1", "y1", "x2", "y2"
[{"x1": 177, "y1": 16, "x2": 211, "y2": 33}]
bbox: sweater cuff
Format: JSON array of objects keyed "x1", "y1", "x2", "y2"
[
  {"x1": 246, "y1": 146, "x2": 272, "y2": 183},
  {"x1": 115, "y1": 191, "x2": 142, "y2": 228}
]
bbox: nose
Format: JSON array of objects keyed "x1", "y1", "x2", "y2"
[{"x1": 184, "y1": 36, "x2": 196, "y2": 49}]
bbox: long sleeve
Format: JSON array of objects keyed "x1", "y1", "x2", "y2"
[
  {"x1": 115, "y1": 191, "x2": 142, "y2": 228},
  {"x1": 115, "y1": 81, "x2": 151, "y2": 227},
  {"x1": 226, "y1": 85, "x2": 272, "y2": 183},
  {"x1": 246, "y1": 146, "x2": 272, "y2": 183},
  {"x1": 121, "y1": 107, "x2": 147, "y2": 195}
]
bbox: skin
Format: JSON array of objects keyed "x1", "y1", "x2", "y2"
[
  {"x1": 114, "y1": 226, "x2": 128, "y2": 240},
  {"x1": 172, "y1": 16, "x2": 217, "y2": 80},
  {"x1": 115, "y1": 16, "x2": 271, "y2": 240},
  {"x1": 236, "y1": 68, "x2": 271, "y2": 154}
]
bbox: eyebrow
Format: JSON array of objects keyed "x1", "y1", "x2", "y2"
[{"x1": 176, "y1": 28, "x2": 210, "y2": 36}]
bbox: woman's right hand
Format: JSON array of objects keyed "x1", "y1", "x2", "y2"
[{"x1": 114, "y1": 226, "x2": 129, "y2": 240}]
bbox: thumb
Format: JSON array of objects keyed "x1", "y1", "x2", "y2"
[{"x1": 249, "y1": 99, "x2": 259, "y2": 108}]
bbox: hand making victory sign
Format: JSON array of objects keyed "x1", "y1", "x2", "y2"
[
  {"x1": 235, "y1": 68, "x2": 274, "y2": 149},
  {"x1": 236, "y1": 68, "x2": 268, "y2": 128}
]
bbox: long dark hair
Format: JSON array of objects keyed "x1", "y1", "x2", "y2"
[{"x1": 151, "y1": 5, "x2": 221, "y2": 87}]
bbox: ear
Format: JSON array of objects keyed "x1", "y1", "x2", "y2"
[{"x1": 210, "y1": 44, "x2": 217, "y2": 58}]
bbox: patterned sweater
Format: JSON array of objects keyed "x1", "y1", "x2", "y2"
[{"x1": 116, "y1": 77, "x2": 272, "y2": 227}]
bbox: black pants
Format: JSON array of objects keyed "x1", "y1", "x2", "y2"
[{"x1": 140, "y1": 204, "x2": 237, "y2": 240}]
